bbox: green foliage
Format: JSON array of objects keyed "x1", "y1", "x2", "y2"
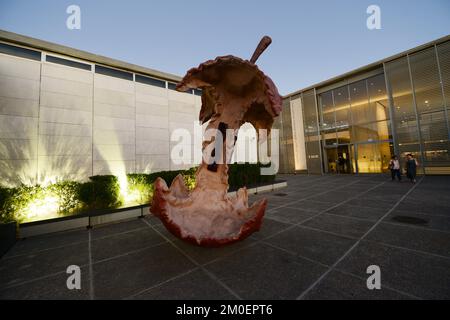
[
  {"x1": 146, "y1": 167, "x2": 197, "y2": 188},
  {"x1": 126, "y1": 174, "x2": 154, "y2": 204},
  {"x1": 0, "y1": 185, "x2": 44, "y2": 223},
  {"x1": 0, "y1": 186, "x2": 16, "y2": 223},
  {"x1": 48, "y1": 181, "x2": 83, "y2": 213},
  {"x1": 0, "y1": 182, "x2": 84, "y2": 223},
  {"x1": 0, "y1": 164, "x2": 275, "y2": 224},
  {"x1": 79, "y1": 175, "x2": 121, "y2": 209},
  {"x1": 228, "y1": 163, "x2": 275, "y2": 189}
]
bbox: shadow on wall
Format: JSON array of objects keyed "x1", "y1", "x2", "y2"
[
  {"x1": 0, "y1": 118, "x2": 38, "y2": 186},
  {"x1": 0, "y1": 143, "x2": 37, "y2": 187},
  {"x1": 0, "y1": 122, "x2": 124, "y2": 188},
  {"x1": 0, "y1": 117, "x2": 265, "y2": 188}
]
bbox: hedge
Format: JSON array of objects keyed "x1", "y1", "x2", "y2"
[{"x1": 0, "y1": 163, "x2": 275, "y2": 224}]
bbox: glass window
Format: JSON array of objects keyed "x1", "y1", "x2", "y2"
[
  {"x1": 398, "y1": 143, "x2": 421, "y2": 163},
  {"x1": 95, "y1": 65, "x2": 133, "y2": 81},
  {"x1": 280, "y1": 100, "x2": 295, "y2": 172},
  {"x1": 135, "y1": 74, "x2": 166, "y2": 88},
  {"x1": 385, "y1": 56, "x2": 421, "y2": 150},
  {"x1": 396, "y1": 118, "x2": 420, "y2": 144},
  {"x1": 321, "y1": 131, "x2": 337, "y2": 146},
  {"x1": 385, "y1": 57, "x2": 416, "y2": 121},
  {"x1": 302, "y1": 90, "x2": 322, "y2": 174},
  {"x1": 353, "y1": 120, "x2": 392, "y2": 142},
  {"x1": 319, "y1": 91, "x2": 334, "y2": 130},
  {"x1": 419, "y1": 111, "x2": 450, "y2": 167},
  {"x1": 410, "y1": 47, "x2": 445, "y2": 114},
  {"x1": 0, "y1": 42, "x2": 41, "y2": 61},
  {"x1": 46, "y1": 55, "x2": 91, "y2": 71},
  {"x1": 336, "y1": 127, "x2": 351, "y2": 144},
  {"x1": 303, "y1": 90, "x2": 319, "y2": 135},
  {"x1": 409, "y1": 47, "x2": 450, "y2": 168},
  {"x1": 356, "y1": 142, "x2": 393, "y2": 173},
  {"x1": 368, "y1": 74, "x2": 389, "y2": 122},
  {"x1": 167, "y1": 82, "x2": 191, "y2": 93},
  {"x1": 349, "y1": 80, "x2": 369, "y2": 124},
  {"x1": 318, "y1": 91, "x2": 336, "y2": 145},
  {"x1": 437, "y1": 41, "x2": 450, "y2": 133},
  {"x1": 419, "y1": 111, "x2": 447, "y2": 142},
  {"x1": 334, "y1": 86, "x2": 351, "y2": 146},
  {"x1": 334, "y1": 85, "x2": 351, "y2": 127},
  {"x1": 423, "y1": 140, "x2": 450, "y2": 165},
  {"x1": 324, "y1": 146, "x2": 355, "y2": 174}
]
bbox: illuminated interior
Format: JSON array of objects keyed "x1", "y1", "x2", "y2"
[{"x1": 318, "y1": 73, "x2": 393, "y2": 173}]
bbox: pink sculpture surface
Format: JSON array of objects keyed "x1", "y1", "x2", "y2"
[{"x1": 150, "y1": 36, "x2": 282, "y2": 246}]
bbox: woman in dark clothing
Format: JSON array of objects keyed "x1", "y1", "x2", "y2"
[{"x1": 405, "y1": 154, "x2": 418, "y2": 183}]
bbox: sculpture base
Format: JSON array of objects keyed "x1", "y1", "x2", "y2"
[{"x1": 150, "y1": 174, "x2": 266, "y2": 247}]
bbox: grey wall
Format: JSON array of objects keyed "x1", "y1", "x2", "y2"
[{"x1": 0, "y1": 49, "x2": 202, "y2": 187}]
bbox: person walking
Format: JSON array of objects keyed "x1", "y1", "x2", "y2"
[
  {"x1": 405, "y1": 153, "x2": 418, "y2": 183},
  {"x1": 389, "y1": 155, "x2": 401, "y2": 181}
]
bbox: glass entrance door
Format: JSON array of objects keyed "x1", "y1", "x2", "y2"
[{"x1": 324, "y1": 145, "x2": 354, "y2": 174}]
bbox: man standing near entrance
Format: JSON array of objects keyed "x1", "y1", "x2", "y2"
[{"x1": 389, "y1": 155, "x2": 401, "y2": 181}]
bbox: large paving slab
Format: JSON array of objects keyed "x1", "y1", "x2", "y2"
[{"x1": 1, "y1": 174, "x2": 450, "y2": 299}]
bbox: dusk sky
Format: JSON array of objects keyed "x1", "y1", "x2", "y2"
[{"x1": 1, "y1": 0, "x2": 449, "y2": 95}]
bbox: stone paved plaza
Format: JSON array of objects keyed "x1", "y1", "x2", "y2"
[{"x1": 1, "y1": 174, "x2": 450, "y2": 300}]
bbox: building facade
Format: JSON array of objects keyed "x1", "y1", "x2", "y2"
[
  {"x1": 2, "y1": 30, "x2": 449, "y2": 185},
  {"x1": 281, "y1": 35, "x2": 450, "y2": 175},
  {"x1": 0, "y1": 30, "x2": 260, "y2": 187}
]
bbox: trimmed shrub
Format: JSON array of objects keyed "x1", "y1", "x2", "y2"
[
  {"x1": 126, "y1": 174, "x2": 154, "y2": 204},
  {"x1": 0, "y1": 163, "x2": 276, "y2": 223},
  {"x1": 228, "y1": 163, "x2": 275, "y2": 189},
  {"x1": 79, "y1": 175, "x2": 121, "y2": 209},
  {"x1": 0, "y1": 182, "x2": 84, "y2": 223},
  {"x1": 48, "y1": 181, "x2": 83, "y2": 213}
]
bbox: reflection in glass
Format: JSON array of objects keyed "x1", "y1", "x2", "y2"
[
  {"x1": 317, "y1": 74, "x2": 394, "y2": 174},
  {"x1": 353, "y1": 120, "x2": 392, "y2": 142},
  {"x1": 324, "y1": 145, "x2": 354, "y2": 174},
  {"x1": 398, "y1": 143, "x2": 421, "y2": 164},
  {"x1": 437, "y1": 41, "x2": 450, "y2": 134},
  {"x1": 357, "y1": 142, "x2": 393, "y2": 173},
  {"x1": 368, "y1": 74, "x2": 389, "y2": 122},
  {"x1": 319, "y1": 91, "x2": 334, "y2": 130},
  {"x1": 349, "y1": 80, "x2": 369, "y2": 124},
  {"x1": 333, "y1": 86, "x2": 351, "y2": 148},
  {"x1": 302, "y1": 90, "x2": 322, "y2": 174},
  {"x1": 410, "y1": 47, "x2": 445, "y2": 114},
  {"x1": 396, "y1": 118, "x2": 419, "y2": 144},
  {"x1": 303, "y1": 90, "x2": 319, "y2": 135},
  {"x1": 385, "y1": 56, "x2": 423, "y2": 168},
  {"x1": 303, "y1": 41, "x2": 450, "y2": 174},
  {"x1": 409, "y1": 47, "x2": 450, "y2": 169},
  {"x1": 319, "y1": 91, "x2": 336, "y2": 146},
  {"x1": 334, "y1": 86, "x2": 351, "y2": 128},
  {"x1": 337, "y1": 127, "x2": 351, "y2": 144}
]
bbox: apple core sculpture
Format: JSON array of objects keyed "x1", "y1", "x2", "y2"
[{"x1": 150, "y1": 36, "x2": 282, "y2": 246}]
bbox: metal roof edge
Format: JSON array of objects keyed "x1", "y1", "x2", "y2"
[
  {"x1": 0, "y1": 29, "x2": 182, "y2": 82},
  {"x1": 283, "y1": 34, "x2": 450, "y2": 99}
]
